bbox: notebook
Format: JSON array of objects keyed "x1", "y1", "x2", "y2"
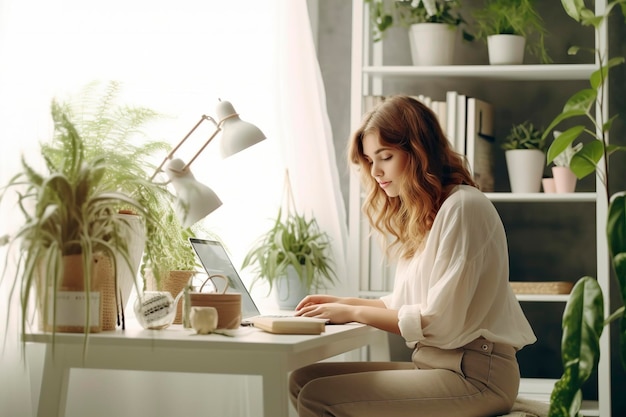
[{"x1": 188, "y1": 237, "x2": 327, "y2": 334}]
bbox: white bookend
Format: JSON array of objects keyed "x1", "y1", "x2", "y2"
[{"x1": 466, "y1": 97, "x2": 495, "y2": 192}]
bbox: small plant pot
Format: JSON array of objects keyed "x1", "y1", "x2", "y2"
[
  {"x1": 409, "y1": 23, "x2": 457, "y2": 66},
  {"x1": 488, "y1": 34, "x2": 525, "y2": 65},
  {"x1": 542, "y1": 178, "x2": 556, "y2": 193},
  {"x1": 505, "y1": 149, "x2": 545, "y2": 193},
  {"x1": 552, "y1": 166, "x2": 577, "y2": 193}
]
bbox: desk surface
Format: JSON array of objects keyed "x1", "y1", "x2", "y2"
[{"x1": 24, "y1": 322, "x2": 375, "y2": 352}]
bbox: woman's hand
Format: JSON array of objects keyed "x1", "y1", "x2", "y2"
[
  {"x1": 295, "y1": 302, "x2": 355, "y2": 324},
  {"x1": 295, "y1": 294, "x2": 344, "y2": 311}
]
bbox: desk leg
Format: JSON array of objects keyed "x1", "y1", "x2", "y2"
[
  {"x1": 37, "y1": 344, "x2": 70, "y2": 417},
  {"x1": 261, "y1": 367, "x2": 290, "y2": 417}
]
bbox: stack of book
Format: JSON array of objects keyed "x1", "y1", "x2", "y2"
[{"x1": 363, "y1": 93, "x2": 495, "y2": 192}]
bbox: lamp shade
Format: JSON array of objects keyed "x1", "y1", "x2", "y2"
[
  {"x1": 216, "y1": 100, "x2": 266, "y2": 158},
  {"x1": 165, "y1": 158, "x2": 222, "y2": 228}
]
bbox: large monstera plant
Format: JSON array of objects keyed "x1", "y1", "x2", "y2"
[{"x1": 540, "y1": 1, "x2": 626, "y2": 416}]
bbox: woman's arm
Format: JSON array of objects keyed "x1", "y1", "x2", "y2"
[{"x1": 295, "y1": 295, "x2": 400, "y2": 334}]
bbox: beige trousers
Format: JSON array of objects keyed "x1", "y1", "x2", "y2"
[{"x1": 289, "y1": 338, "x2": 519, "y2": 417}]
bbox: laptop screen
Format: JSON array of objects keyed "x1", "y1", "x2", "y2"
[{"x1": 188, "y1": 237, "x2": 261, "y2": 320}]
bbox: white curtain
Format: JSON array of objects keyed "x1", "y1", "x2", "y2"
[{"x1": 0, "y1": 1, "x2": 347, "y2": 416}]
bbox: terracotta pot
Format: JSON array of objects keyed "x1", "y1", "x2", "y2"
[
  {"x1": 552, "y1": 166, "x2": 577, "y2": 193},
  {"x1": 37, "y1": 252, "x2": 115, "y2": 333},
  {"x1": 542, "y1": 178, "x2": 556, "y2": 193}
]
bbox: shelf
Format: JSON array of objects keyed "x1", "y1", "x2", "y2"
[
  {"x1": 516, "y1": 294, "x2": 570, "y2": 302},
  {"x1": 485, "y1": 192, "x2": 596, "y2": 203},
  {"x1": 362, "y1": 64, "x2": 597, "y2": 81}
]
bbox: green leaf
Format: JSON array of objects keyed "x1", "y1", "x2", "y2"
[
  {"x1": 563, "y1": 278, "x2": 604, "y2": 381},
  {"x1": 588, "y1": 58, "x2": 624, "y2": 90},
  {"x1": 579, "y1": 9, "x2": 603, "y2": 28},
  {"x1": 607, "y1": 194, "x2": 626, "y2": 370},
  {"x1": 564, "y1": 89, "x2": 596, "y2": 113},
  {"x1": 542, "y1": 110, "x2": 587, "y2": 141},
  {"x1": 550, "y1": 277, "x2": 603, "y2": 416},
  {"x1": 546, "y1": 126, "x2": 585, "y2": 164},
  {"x1": 560, "y1": 0, "x2": 585, "y2": 21},
  {"x1": 569, "y1": 141, "x2": 604, "y2": 179},
  {"x1": 608, "y1": 193, "x2": 626, "y2": 263}
]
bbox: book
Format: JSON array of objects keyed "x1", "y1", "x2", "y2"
[
  {"x1": 432, "y1": 100, "x2": 447, "y2": 135},
  {"x1": 249, "y1": 316, "x2": 327, "y2": 335},
  {"x1": 455, "y1": 94, "x2": 467, "y2": 156},
  {"x1": 445, "y1": 91, "x2": 458, "y2": 149},
  {"x1": 466, "y1": 97, "x2": 495, "y2": 192}
]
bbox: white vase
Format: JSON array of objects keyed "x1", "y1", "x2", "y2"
[
  {"x1": 505, "y1": 149, "x2": 545, "y2": 193},
  {"x1": 487, "y1": 34, "x2": 526, "y2": 65},
  {"x1": 274, "y1": 265, "x2": 309, "y2": 310},
  {"x1": 552, "y1": 166, "x2": 577, "y2": 193},
  {"x1": 408, "y1": 23, "x2": 457, "y2": 66}
]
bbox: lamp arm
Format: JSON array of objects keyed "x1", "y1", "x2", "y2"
[
  {"x1": 149, "y1": 114, "x2": 220, "y2": 181},
  {"x1": 181, "y1": 125, "x2": 222, "y2": 172},
  {"x1": 180, "y1": 112, "x2": 240, "y2": 171}
]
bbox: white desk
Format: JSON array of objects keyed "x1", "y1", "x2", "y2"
[{"x1": 25, "y1": 323, "x2": 384, "y2": 417}]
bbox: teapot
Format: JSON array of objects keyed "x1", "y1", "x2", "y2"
[{"x1": 133, "y1": 290, "x2": 182, "y2": 330}]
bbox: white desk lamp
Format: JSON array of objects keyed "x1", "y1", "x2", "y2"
[{"x1": 150, "y1": 100, "x2": 266, "y2": 228}]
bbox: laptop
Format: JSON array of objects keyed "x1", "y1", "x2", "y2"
[{"x1": 188, "y1": 237, "x2": 328, "y2": 329}]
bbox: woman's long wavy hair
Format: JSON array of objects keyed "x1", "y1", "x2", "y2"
[{"x1": 348, "y1": 95, "x2": 477, "y2": 259}]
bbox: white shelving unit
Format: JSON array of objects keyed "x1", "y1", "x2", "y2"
[{"x1": 348, "y1": 1, "x2": 611, "y2": 416}]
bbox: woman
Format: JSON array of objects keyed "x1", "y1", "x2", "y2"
[{"x1": 291, "y1": 95, "x2": 536, "y2": 417}]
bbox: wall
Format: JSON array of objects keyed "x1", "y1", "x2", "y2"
[{"x1": 316, "y1": 0, "x2": 626, "y2": 415}]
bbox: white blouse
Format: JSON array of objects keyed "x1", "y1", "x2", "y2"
[{"x1": 381, "y1": 185, "x2": 536, "y2": 350}]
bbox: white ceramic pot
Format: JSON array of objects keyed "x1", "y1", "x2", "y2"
[
  {"x1": 487, "y1": 34, "x2": 526, "y2": 65},
  {"x1": 552, "y1": 166, "x2": 577, "y2": 193},
  {"x1": 408, "y1": 23, "x2": 457, "y2": 66},
  {"x1": 275, "y1": 265, "x2": 309, "y2": 310},
  {"x1": 505, "y1": 149, "x2": 545, "y2": 193}
]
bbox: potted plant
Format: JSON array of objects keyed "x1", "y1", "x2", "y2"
[
  {"x1": 142, "y1": 208, "x2": 207, "y2": 324},
  {"x1": 471, "y1": 0, "x2": 552, "y2": 64},
  {"x1": 241, "y1": 172, "x2": 336, "y2": 309},
  {"x1": 550, "y1": 131, "x2": 583, "y2": 193},
  {"x1": 540, "y1": 1, "x2": 626, "y2": 416},
  {"x1": 48, "y1": 81, "x2": 175, "y2": 311},
  {"x1": 52, "y1": 81, "x2": 213, "y2": 319},
  {"x1": 366, "y1": 0, "x2": 470, "y2": 65},
  {"x1": 501, "y1": 120, "x2": 548, "y2": 193},
  {"x1": 0, "y1": 101, "x2": 147, "y2": 337}
]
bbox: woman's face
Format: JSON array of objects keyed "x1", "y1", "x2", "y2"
[{"x1": 362, "y1": 132, "x2": 409, "y2": 198}]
